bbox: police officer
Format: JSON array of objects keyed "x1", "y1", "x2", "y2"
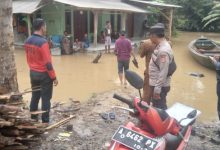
[{"x1": 148, "y1": 23, "x2": 174, "y2": 110}]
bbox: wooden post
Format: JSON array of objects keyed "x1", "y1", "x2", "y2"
[
  {"x1": 71, "y1": 9, "x2": 74, "y2": 38},
  {"x1": 87, "y1": 11, "x2": 90, "y2": 35},
  {"x1": 93, "y1": 10, "x2": 99, "y2": 47},
  {"x1": 121, "y1": 13, "x2": 126, "y2": 31},
  {"x1": 168, "y1": 8, "x2": 173, "y2": 40},
  {"x1": 27, "y1": 14, "x2": 31, "y2": 37},
  {"x1": 159, "y1": 8, "x2": 173, "y2": 40}
]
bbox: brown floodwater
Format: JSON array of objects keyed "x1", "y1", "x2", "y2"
[{"x1": 15, "y1": 32, "x2": 220, "y2": 121}]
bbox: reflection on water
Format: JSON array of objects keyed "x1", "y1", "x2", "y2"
[{"x1": 15, "y1": 32, "x2": 220, "y2": 121}]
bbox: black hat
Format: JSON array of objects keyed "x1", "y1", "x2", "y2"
[
  {"x1": 120, "y1": 30, "x2": 126, "y2": 36},
  {"x1": 149, "y1": 23, "x2": 165, "y2": 35}
]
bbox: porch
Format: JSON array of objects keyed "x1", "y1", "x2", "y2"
[
  {"x1": 12, "y1": 0, "x2": 148, "y2": 48},
  {"x1": 86, "y1": 39, "x2": 141, "y2": 52}
]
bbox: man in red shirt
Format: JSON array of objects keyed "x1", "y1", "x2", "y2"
[
  {"x1": 24, "y1": 18, "x2": 58, "y2": 123},
  {"x1": 115, "y1": 31, "x2": 135, "y2": 87}
]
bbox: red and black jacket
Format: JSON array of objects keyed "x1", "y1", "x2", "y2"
[{"x1": 24, "y1": 34, "x2": 56, "y2": 80}]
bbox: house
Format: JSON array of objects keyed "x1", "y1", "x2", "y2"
[
  {"x1": 12, "y1": 0, "x2": 181, "y2": 48},
  {"x1": 12, "y1": 0, "x2": 148, "y2": 47}
]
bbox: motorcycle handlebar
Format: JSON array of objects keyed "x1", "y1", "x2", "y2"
[{"x1": 113, "y1": 94, "x2": 133, "y2": 107}]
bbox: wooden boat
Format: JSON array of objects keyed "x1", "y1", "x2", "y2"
[{"x1": 188, "y1": 37, "x2": 220, "y2": 70}]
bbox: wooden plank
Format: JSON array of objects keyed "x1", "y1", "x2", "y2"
[
  {"x1": 16, "y1": 137, "x2": 39, "y2": 143},
  {"x1": 0, "y1": 94, "x2": 10, "y2": 100},
  {"x1": 55, "y1": 107, "x2": 80, "y2": 113},
  {"x1": 8, "y1": 102, "x2": 24, "y2": 106},
  {"x1": 2, "y1": 145, "x2": 28, "y2": 150},
  {"x1": 0, "y1": 129, "x2": 25, "y2": 136},
  {"x1": 45, "y1": 115, "x2": 76, "y2": 130},
  {"x1": 30, "y1": 110, "x2": 47, "y2": 115},
  {"x1": 16, "y1": 125, "x2": 38, "y2": 130},
  {"x1": 0, "y1": 121, "x2": 14, "y2": 127},
  {"x1": 159, "y1": 11, "x2": 170, "y2": 21},
  {"x1": 0, "y1": 105, "x2": 22, "y2": 114}
]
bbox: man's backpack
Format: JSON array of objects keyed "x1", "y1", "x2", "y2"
[{"x1": 152, "y1": 52, "x2": 177, "y2": 77}]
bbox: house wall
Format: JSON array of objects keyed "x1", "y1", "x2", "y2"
[
  {"x1": 98, "y1": 13, "x2": 111, "y2": 34},
  {"x1": 122, "y1": 0, "x2": 148, "y2": 38},
  {"x1": 41, "y1": 3, "x2": 65, "y2": 36},
  {"x1": 133, "y1": 13, "x2": 148, "y2": 37},
  {"x1": 39, "y1": 2, "x2": 134, "y2": 41}
]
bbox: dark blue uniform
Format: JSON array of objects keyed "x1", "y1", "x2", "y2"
[{"x1": 216, "y1": 62, "x2": 220, "y2": 120}]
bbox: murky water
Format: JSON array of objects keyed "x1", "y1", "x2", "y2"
[{"x1": 15, "y1": 32, "x2": 220, "y2": 121}]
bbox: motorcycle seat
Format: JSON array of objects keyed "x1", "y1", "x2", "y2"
[{"x1": 165, "y1": 126, "x2": 188, "y2": 150}]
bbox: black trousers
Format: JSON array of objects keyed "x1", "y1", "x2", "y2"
[
  {"x1": 30, "y1": 70, "x2": 53, "y2": 123},
  {"x1": 150, "y1": 86, "x2": 170, "y2": 110},
  {"x1": 217, "y1": 81, "x2": 220, "y2": 120}
]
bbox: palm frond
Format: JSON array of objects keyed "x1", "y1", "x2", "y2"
[
  {"x1": 213, "y1": 3, "x2": 220, "y2": 9},
  {"x1": 203, "y1": 17, "x2": 220, "y2": 28},
  {"x1": 203, "y1": 13, "x2": 220, "y2": 21}
]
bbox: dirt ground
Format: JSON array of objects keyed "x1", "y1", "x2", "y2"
[{"x1": 31, "y1": 87, "x2": 220, "y2": 150}]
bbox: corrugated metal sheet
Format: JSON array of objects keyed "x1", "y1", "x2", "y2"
[
  {"x1": 54, "y1": 0, "x2": 149, "y2": 13},
  {"x1": 129, "y1": 0, "x2": 181, "y2": 8},
  {"x1": 13, "y1": 0, "x2": 42, "y2": 14}
]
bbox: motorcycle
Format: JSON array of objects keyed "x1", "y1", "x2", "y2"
[{"x1": 109, "y1": 70, "x2": 200, "y2": 150}]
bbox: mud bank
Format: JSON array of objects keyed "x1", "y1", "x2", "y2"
[{"x1": 31, "y1": 87, "x2": 220, "y2": 150}]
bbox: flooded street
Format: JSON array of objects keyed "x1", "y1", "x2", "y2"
[{"x1": 15, "y1": 32, "x2": 220, "y2": 121}]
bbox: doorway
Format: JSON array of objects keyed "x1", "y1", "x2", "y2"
[
  {"x1": 74, "y1": 10, "x2": 88, "y2": 41},
  {"x1": 126, "y1": 14, "x2": 134, "y2": 38}
]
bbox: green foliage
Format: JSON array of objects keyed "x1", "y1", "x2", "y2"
[
  {"x1": 203, "y1": 2, "x2": 220, "y2": 28},
  {"x1": 163, "y1": 0, "x2": 219, "y2": 32},
  {"x1": 145, "y1": 0, "x2": 220, "y2": 32},
  {"x1": 146, "y1": 7, "x2": 161, "y2": 26}
]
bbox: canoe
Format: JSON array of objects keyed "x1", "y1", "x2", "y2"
[{"x1": 188, "y1": 38, "x2": 220, "y2": 70}]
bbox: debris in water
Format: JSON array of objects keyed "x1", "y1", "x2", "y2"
[
  {"x1": 188, "y1": 72, "x2": 205, "y2": 77},
  {"x1": 58, "y1": 132, "x2": 71, "y2": 137},
  {"x1": 132, "y1": 58, "x2": 139, "y2": 68},
  {"x1": 92, "y1": 53, "x2": 102, "y2": 63}
]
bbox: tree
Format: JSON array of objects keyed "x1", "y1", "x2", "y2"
[
  {"x1": 163, "y1": 0, "x2": 218, "y2": 32},
  {"x1": 0, "y1": 0, "x2": 18, "y2": 94},
  {"x1": 203, "y1": 2, "x2": 220, "y2": 28}
]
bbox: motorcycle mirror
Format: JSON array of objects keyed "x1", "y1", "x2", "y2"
[
  {"x1": 187, "y1": 110, "x2": 197, "y2": 119},
  {"x1": 125, "y1": 70, "x2": 144, "y2": 90}
]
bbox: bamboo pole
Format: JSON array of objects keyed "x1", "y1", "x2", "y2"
[{"x1": 45, "y1": 115, "x2": 76, "y2": 130}]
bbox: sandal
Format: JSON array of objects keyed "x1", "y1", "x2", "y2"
[
  {"x1": 100, "y1": 113, "x2": 109, "y2": 120},
  {"x1": 109, "y1": 112, "x2": 116, "y2": 120}
]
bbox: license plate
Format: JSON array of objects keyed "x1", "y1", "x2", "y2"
[{"x1": 112, "y1": 126, "x2": 158, "y2": 150}]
